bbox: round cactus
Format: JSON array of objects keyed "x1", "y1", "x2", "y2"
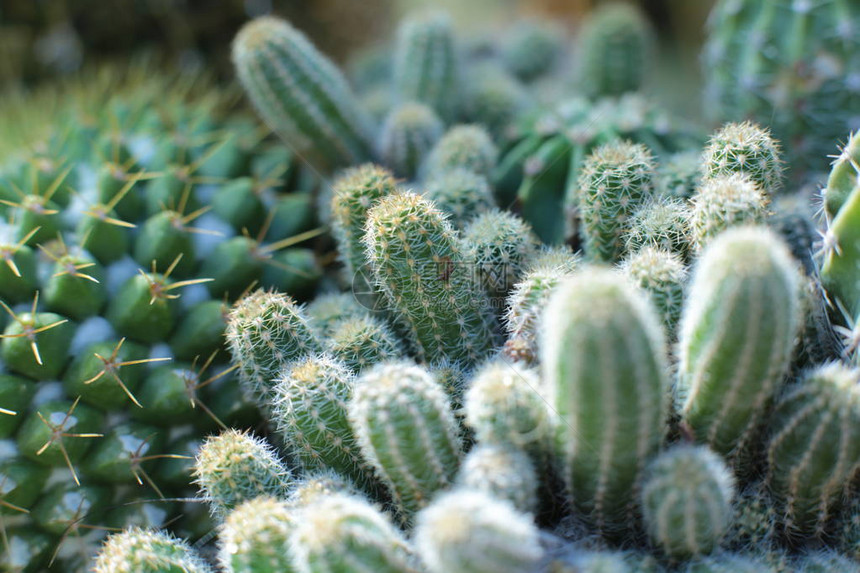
[
  {"x1": 621, "y1": 246, "x2": 687, "y2": 336},
  {"x1": 688, "y1": 174, "x2": 768, "y2": 253},
  {"x1": 702, "y1": 122, "x2": 784, "y2": 195},
  {"x1": 423, "y1": 167, "x2": 496, "y2": 229},
  {"x1": 623, "y1": 196, "x2": 691, "y2": 261},
  {"x1": 325, "y1": 315, "x2": 403, "y2": 373},
  {"x1": 501, "y1": 20, "x2": 564, "y2": 82},
  {"x1": 656, "y1": 150, "x2": 703, "y2": 200},
  {"x1": 379, "y1": 102, "x2": 445, "y2": 179},
  {"x1": 456, "y1": 444, "x2": 538, "y2": 514},
  {"x1": 423, "y1": 124, "x2": 498, "y2": 178},
  {"x1": 218, "y1": 496, "x2": 296, "y2": 573},
  {"x1": 93, "y1": 527, "x2": 214, "y2": 573}
]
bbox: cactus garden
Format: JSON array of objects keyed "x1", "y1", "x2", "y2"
[{"x1": 1, "y1": 0, "x2": 860, "y2": 571}]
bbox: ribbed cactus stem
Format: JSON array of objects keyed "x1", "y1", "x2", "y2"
[
  {"x1": 325, "y1": 315, "x2": 403, "y2": 373},
  {"x1": 541, "y1": 267, "x2": 669, "y2": 534},
  {"x1": 423, "y1": 168, "x2": 495, "y2": 229},
  {"x1": 424, "y1": 124, "x2": 498, "y2": 178},
  {"x1": 766, "y1": 362, "x2": 860, "y2": 540},
  {"x1": 677, "y1": 226, "x2": 800, "y2": 462},
  {"x1": 364, "y1": 191, "x2": 498, "y2": 366},
  {"x1": 218, "y1": 496, "x2": 296, "y2": 573},
  {"x1": 93, "y1": 527, "x2": 214, "y2": 573},
  {"x1": 623, "y1": 196, "x2": 691, "y2": 261},
  {"x1": 379, "y1": 102, "x2": 444, "y2": 180},
  {"x1": 621, "y1": 247, "x2": 687, "y2": 337},
  {"x1": 348, "y1": 361, "x2": 462, "y2": 518},
  {"x1": 414, "y1": 490, "x2": 544, "y2": 573},
  {"x1": 232, "y1": 16, "x2": 375, "y2": 171},
  {"x1": 689, "y1": 174, "x2": 768, "y2": 253},
  {"x1": 640, "y1": 445, "x2": 736, "y2": 559},
  {"x1": 703, "y1": 121, "x2": 784, "y2": 195}
]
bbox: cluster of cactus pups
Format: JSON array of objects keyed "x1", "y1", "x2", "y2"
[{"x1": 3, "y1": 0, "x2": 860, "y2": 570}]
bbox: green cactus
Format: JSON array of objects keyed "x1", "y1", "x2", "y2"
[
  {"x1": 640, "y1": 445, "x2": 736, "y2": 559},
  {"x1": 541, "y1": 267, "x2": 668, "y2": 534},
  {"x1": 392, "y1": 10, "x2": 458, "y2": 121},
  {"x1": 722, "y1": 481, "x2": 778, "y2": 551},
  {"x1": 575, "y1": 140, "x2": 657, "y2": 263},
  {"x1": 578, "y1": 2, "x2": 655, "y2": 98},
  {"x1": 379, "y1": 102, "x2": 445, "y2": 180},
  {"x1": 766, "y1": 362, "x2": 860, "y2": 540},
  {"x1": 623, "y1": 196, "x2": 691, "y2": 261},
  {"x1": 677, "y1": 226, "x2": 800, "y2": 462},
  {"x1": 656, "y1": 150, "x2": 703, "y2": 200},
  {"x1": 823, "y1": 131, "x2": 860, "y2": 220},
  {"x1": 682, "y1": 553, "x2": 770, "y2": 573},
  {"x1": 218, "y1": 496, "x2": 297, "y2": 573},
  {"x1": 423, "y1": 168, "x2": 496, "y2": 229},
  {"x1": 415, "y1": 489, "x2": 544, "y2": 573},
  {"x1": 364, "y1": 191, "x2": 498, "y2": 366},
  {"x1": 501, "y1": 20, "x2": 564, "y2": 82},
  {"x1": 456, "y1": 444, "x2": 538, "y2": 514},
  {"x1": 688, "y1": 174, "x2": 768, "y2": 253},
  {"x1": 702, "y1": 122, "x2": 784, "y2": 195},
  {"x1": 232, "y1": 16, "x2": 376, "y2": 171},
  {"x1": 291, "y1": 493, "x2": 420, "y2": 573},
  {"x1": 794, "y1": 550, "x2": 860, "y2": 573},
  {"x1": 92, "y1": 527, "x2": 214, "y2": 573},
  {"x1": 550, "y1": 550, "x2": 634, "y2": 573},
  {"x1": 621, "y1": 247, "x2": 687, "y2": 336},
  {"x1": 288, "y1": 468, "x2": 361, "y2": 507},
  {"x1": 703, "y1": 0, "x2": 860, "y2": 177},
  {"x1": 460, "y1": 63, "x2": 533, "y2": 142},
  {"x1": 424, "y1": 124, "x2": 498, "y2": 179},
  {"x1": 306, "y1": 292, "x2": 371, "y2": 338},
  {"x1": 325, "y1": 315, "x2": 403, "y2": 373},
  {"x1": 348, "y1": 361, "x2": 462, "y2": 518}
]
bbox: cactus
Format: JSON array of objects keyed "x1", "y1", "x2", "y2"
[
  {"x1": 688, "y1": 174, "x2": 768, "y2": 253},
  {"x1": 702, "y1": 122, "x2": 784, "y2": 195},
  {"x1": 621, "y1": 247, "x2": 686, "y2": 336},
  {"x1": 272, "y1": 354, "x2": 370, "y2": 485},
  {"x1": 379, "y1": 102, "x2": 445, "y2": 179},
  {"x1": 823, "y1": 131, "x2": 860, "y2": 220},
  {"x1": 423, "y1": 168, "x2": 496, "y2": 229},
  {"x1": 541, "y1": 267, "x2": 668, "y2": 534},
  {"x1": 766, "y1": 362, "x2": 860, "y2": 540},
  {"x1": 682, "y1": 553, "x2": 770, "y2": 573},
  {"x1": 623, "y1": 196, "x2": 691, "y2": 261},
  {"x1": 348, "y1": 361, "x2": 462, "y2": 518},
  {"x1": 414, "y1": 489, "x2": 544, "y2": 573},
  {"x1": 795, "y1": 550, "x2": 860, "y2": 573},
  {"x1": 306, "y1": 292, "x2": 371, "y2": 338},
  {"x1": 193, "y1": 429, "x2": 293, "y2": 518},
  {"x1": 392, "y1": 10, "x2": 458, "y2": 121},
  {"x1": 678, "y1": 226, "x2": 800, "y2": 464},
  {"x1": 218, "y1": 496, "x2": 296, "y2": 573},
  {"x1": 92, "y1": 527, "x2": 214, "y2": 573},
  {"x1": 364, "y1": 192, "x2": 498, "y2": 366},
  {"x1": 461, "y1": 63, "x2": 533, "y2": 142},
  {"x1": 576, "y1": 140, "x2": 657, "y2": 263},
  {"x1": 289, "y1": 468, "x2": 361, "y2": 507},
  {"x1": 578, "y1": 2, "x2": 655, "y2": 98},
  {"x1": 640, "y1": 445, "x2": 736, "y2": 559},
  {"x1": 501, "y1": 20, "x2": 564, "y2": 82},
  {"x1": 550, "y1": 550, "x2": 634, "y2": 573},
  {"x1": 325, "y1": 315, "x2": 403, "y2": 373},
  {"x1": 291, "y1": 493, "x2": 419, "y2": 573},
  {"x1": 225, "y1": 289, "x2": 321, "y2": 406},
  {"x1": 424, "y1": 124, "x2": 498, "y2": 179},
  {"x1": 656, "y1": 150, "x2": 703, "y2": 200},
  {"x1": 232, "y1": 16, "x2": 376, "y2": 171},
  {"x1": 456, "y1": 444, "x2": 538, "y2": 514},
  {"x1": 722, "y1": 481, "x2": 778, "y2": 551},
  {"x1": 703, "y1": 0, "x2": 860, "y2": 177}
]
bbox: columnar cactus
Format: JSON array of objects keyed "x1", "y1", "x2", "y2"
[
  {"x1": 766, "y1": 362, "x2": 860, "y2": 540},
  {"x1": 456, "y1": 444, "x2": 538, "y2": 514},
  {"x1": 501, "y1": 20, "x2": 564, "y2": 82},
  {"x1": 423, "y1": 168, "x2": 496, "y2": 229},
  {"x1": 823, "y1": 131, "x2": 860, "y2": 219},
  {"x1": 578, "y1": 2, "x2": 655, "y2": 98},
  {"x1": 621, "y1": 247, "x2": 686, "y2": 336},
  {"x1": 640, "y1": 445, "x2": 736, "y2": 559},
  {"x1": 702, "y1": 122, "x2": 783, "y2": 195},
  {"x1": 656, "y1": 150, "x2": 703, "y2": 199},
  {"x1": 291, "y1": 493, "x2": 419, "y2": 573},
  {"x1": 348, "y1": 361, "x2": 462, "y2": 518},
  {"x1": 93, "y1": 528, "x2": 214, "y2": 573},
  {"x1": 541, "y1": 267, "x2": 669, "y2": 534},
  {"x1": 688, "y1": 174, "x2": 768, "y2": 252},
  {"x1": 218, "y1": 496, "x2": 296, "y2": 573},
  {"x1": 225, "y1": 289, "x2": 321, "y2": 405},
  {"x1": 193, "y1": 429, "x2": 292, "y2": 518},
  {"x1": 379, "y1": 102, "x2": 445, "y2": 179},
  {"x1": 415, "y1": 490, "x2": 544, "y2": 573},
  {"x1": 392, "y1": 10, "x2": 458, "y2": 121},
  {"x1": 272, "y1": 354, "x2": 369, "y2": 484},
  {"x1": 325, "y1": 315, "x2": 403, "y2": 373},
  {"x1": 364, "y1": 192, "x2": 498, "y2": 366},
  {"x1": 232, "y1": 16, "x2": 376, "y2": 171},
  {"x1": 424, "y1": 125, "x2": 498, "y2": 178},
  {"x1": 576, "y1": 140, "x2": 657, "y2": 262},
  {"x1": 677, "y1": 226, "x2": 800, "y2": 462},
  {"x1": 623, "y1": 196, "x2": 691, "y2": 261}
]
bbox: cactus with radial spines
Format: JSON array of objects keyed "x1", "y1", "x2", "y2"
[
  {"x1": 823, "y1": 131, "x2": 860, "y2": 220},
  {"x1": 722, "y1": 480, "x2": 778, "y2": 551},
  {"x1": 288, "y1": 468, "x2": 361, "y2": 507},
  {"x1": 330, "y1": 164, "x2": 398, "y2": 280},
  {"x1": 541, "y1": 267, "x2": 668, "y2": 535},
  {"x1": 689, "y1": 174, "x2": 769, "y2": 253},
  {"x1": 703, "y1": 0, "x2": 860, "y2": 178},
  {"x1": 765, "y1": 362, "x2": 860, "y2": 540},
  {"x1": 677, "y1": 226, "x2": 800, "y2": 463},
  {"x1": 305, "y1": 292, "x2": 370, "y2": 338},
  {"x1": 193, "y1": 429, "x2": 293, "y2": 518},
  {"x1": 424, "y1": 124, "x2": 499, "y2": 179},
  {"x1": 272, "y1": 354, "x2": 370, "y2": 485},
  {"x1": 656, "y1": 150, "x2": 702, "y2": 200},
  {"x1": 640, "y1": 445, "x2": 736, "y2": 560},
  {"x1": 578, "y1": 2, "x2": 655, "y2": 98},
  {"x1": 392, "y1": 10, "x2": 458, "y2": 122},
  {"x1": 348, "y1": 361, "x2": 462, "y2": 518},
  {"x1": 364, "y1": 192, "x2": 499, "y2": 366},
  {"x1": 232, "y1": 16, "x2": 376, "y2": 171},
  {"x1": 415, "y1": 489, "x2": 544, "y2": 573},
  {"x1": 795, "y1": 550, "x2": 860, "y2": 573},
  {"x1": 218, "y1": 496, "x2": 296, "y2": 573},
  {"x1": 576, "y1": 140, "x2": 657, "y2": 263},
  {"x1": 682, "y1": 553, "x2": 770, "y2": 573},
  {"x1": 503, "y1": 246, "x2": 580, "y2": 363},
  {"x1": 623, "y1": 196, "x2": 691, "y2": 262},
  {"x1": 621, "y1": 247, "x2": 687, "y2": 337},
  {"x1": 423, "y1": 168, "x2": 496, "y2": 229},
  {"x1": 456, "y1": 444, "x2": 538, "y2": 514},
  {"x1": 225, "y1": 289, "x2": 321, "y2": 407},
  {"x1": 838, "y1": 495, "x2": 860, "y2": 562},
  {"x1": 379, "y1": 102, "x2": 444, "y2": 180},
  {"x1": 703, "y1": 122, "x2": 784, "y2": 196},
  {"x1": 325, "y1": 315, "x2": 403, "y2": 373},
  {"x1": 462, "y1": 209, "x2": 540, "y2": 303},
  {"x1": 291, "y1": 493, "x2": 420, "y2": 573},
  {"x1": 93, "y1": 527, "x2": 214, "y2": 573},
  {"x1": 0, "y1": 304, "x2": 74, "y2": 380}
]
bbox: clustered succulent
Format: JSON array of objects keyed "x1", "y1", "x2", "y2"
[{"x1": 3, "y1": 0, "x2": 860, "y2": 571}]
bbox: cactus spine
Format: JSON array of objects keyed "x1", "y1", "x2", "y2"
[
  {"x1": 541, "y1": 267, "x2": 669, "y2": 534},
  {"x1": 702, "y1": 122, "x2": 784, "y2": 195},
  {"x1": 621, "y1": 247, "x2": 687, "y2": 336},
  {"x1": 689, "y1": 174, "x2": 768, "y2": 253},
  {"x1": 93, "y1": 527, "x2": 214, "y2": 573},
  {"x1": 218, "y1": 496, "x2": 296, "y2": 573},
  {"x1": 677, "y1": 227, "x2": 800, "y2": 461}
]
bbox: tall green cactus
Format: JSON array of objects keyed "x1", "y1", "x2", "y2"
[
  {"x1": 379, "y1": 102, "x2": 445, "y2": 180},
  {"x1": 232, "y1": 16, "x2": 375, "y2": 171},
  {"x1": 218, "y1": 496, "x2": 296, "y2": 573},
  {"x1": 689, "y1": 174, "x2": 768, "y2": 253},
  {"x1": 677, "y1": 226, "x2": 800, "y2": 463},
  {"x1": 541, "y1": 267, "x2": 668, "y2": 534},
  {"x1": 702, "y1": 122, "x2": 784, "y2": 195},
  {"x1": 621, "y1": 247, "x2": 687, "y2": 337}
]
